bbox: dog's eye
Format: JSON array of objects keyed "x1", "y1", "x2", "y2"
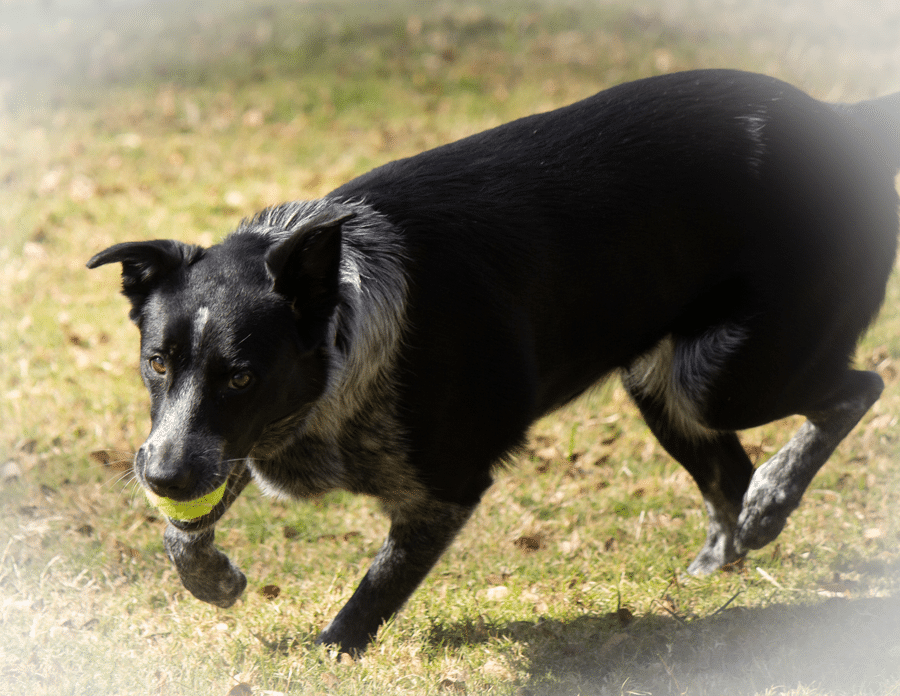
[
  {"x1": 148, "y1": 356, "x2": 167, "y2": 375},
  {"x1": 228, "y1": 371, "x2": 253, "y2": 391}
]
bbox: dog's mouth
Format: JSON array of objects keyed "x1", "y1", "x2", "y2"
[
  {"x1": 147, "y1": 461, "x2": 252, "y2": 533},
  {"x1": 163, "y1": 505, "x2": 224, "y2": 532}
]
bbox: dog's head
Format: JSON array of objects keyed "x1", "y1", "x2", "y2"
[{"x1": 89, "y1": 207, "x2": 354, "y2": 527}]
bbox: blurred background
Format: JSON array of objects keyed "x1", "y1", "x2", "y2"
[
  {"x1": 2, "y1": 0, "x2": 899, "y2": 106},
  {"x1": 1, "y1": 2, "x2": 899, "y2": 695}
]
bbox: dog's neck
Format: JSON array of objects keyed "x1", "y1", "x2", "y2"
[
  {"x1": 309, "y1": 199, "x2": 408, "y2": 434},
  {"x1": 246, "y1": 199, "x2": 412, "y2": 497}
]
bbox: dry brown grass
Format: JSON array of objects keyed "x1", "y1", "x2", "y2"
[{"x1": 2, "y1": 1, "x2": 900, "y2": 694}]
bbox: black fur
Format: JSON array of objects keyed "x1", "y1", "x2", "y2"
[{"x1": 88, "y1": 70, "x2": 900, "y2": 653}]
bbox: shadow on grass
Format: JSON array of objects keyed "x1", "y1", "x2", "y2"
[{"x1": 428, "y1": 595, "x2": 900, "y2": 694}]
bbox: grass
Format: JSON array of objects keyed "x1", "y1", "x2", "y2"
[{"x1": 2, "y1": 1, "x2": 900, "y2": 694}]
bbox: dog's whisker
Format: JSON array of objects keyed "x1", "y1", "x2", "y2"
[
  {"x1": 109, "y1": 470, "x2": 136, "y2": 487},
  {"x1": 97, "y1": 466, "x2": 135, "y2": 488}
]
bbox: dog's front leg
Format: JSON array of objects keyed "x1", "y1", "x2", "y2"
[
  {"x1": 162, "y1": 462, "x2": 253, "y2": 608},
  {"x1": 164, "y1": 526, "x2": 247, "y2": 607},
  {"x1": 316, "y1": 499, "x2": 476, "y2": 654}
]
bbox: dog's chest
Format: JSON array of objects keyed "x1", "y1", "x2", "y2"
[{"x1": 248, "y1": 398, "x2": 421, "y2": 507}]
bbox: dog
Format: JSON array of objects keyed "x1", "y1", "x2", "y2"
[{"x1": 88, "y1": 69, "x2": 900, "y2": 654}]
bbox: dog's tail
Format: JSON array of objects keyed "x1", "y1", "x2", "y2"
[{"x1": 833, "y1": 92, "x2": 900, "y2": 172}]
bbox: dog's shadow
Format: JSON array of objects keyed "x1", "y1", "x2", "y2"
[{"x1": 426, "y1": 594, "x2": 900, "y2": 694}]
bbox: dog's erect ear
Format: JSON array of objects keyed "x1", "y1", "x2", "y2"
[
  {"x1": 265, "y1": 212, "x2": 355, "y2": 342},
  {"x1": 87, "y1": 240, "x2": 203, "y2": 322}
]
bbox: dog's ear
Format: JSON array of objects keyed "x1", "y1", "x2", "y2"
[
  {"x1": 265, "y1": 212, "x2": 356, "y2": 343},
  {"x1": 87, "y1": 240, "x2": 203, "y2": 322}
]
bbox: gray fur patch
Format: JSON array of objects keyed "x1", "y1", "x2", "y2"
[
  {"x1": 623, "y1": 325, "x2": 746, "y2": 441},
  {"x1": 736, "y1": 372, "x2": 883, "y2": 553},
  {"x1": 736, "y1": 110, "x2": 768, "y2": 175},
  {"x1": 235, "y1": 199, "x2": 421, "y2": 509},
  {"x1": 164, "y1": 526, "x2": 247, "y2": 607}
]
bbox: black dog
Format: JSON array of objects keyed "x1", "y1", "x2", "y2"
[{"x1": 89, "y1": 70, "x2": 900, "y2": 653}]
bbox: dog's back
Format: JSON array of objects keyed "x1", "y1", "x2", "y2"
[{"x1": 333, "y1": 68, "x2": 897, "y2": 431}]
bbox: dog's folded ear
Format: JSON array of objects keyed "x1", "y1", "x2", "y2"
[
  {"x1": 265, "y1": 211, "x2": 356, "y2": 343},
  {"x1": 87, "y1": 240, "x2": 203, "y2": 322}
]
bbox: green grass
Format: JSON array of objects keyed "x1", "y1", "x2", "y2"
[{"x1": 2, "y1": 1, "x2": 900, "y2": 694}]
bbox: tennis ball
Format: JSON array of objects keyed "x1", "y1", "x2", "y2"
[{"x1": 145, "y1": 482, "x2": 227, "y2": 521}]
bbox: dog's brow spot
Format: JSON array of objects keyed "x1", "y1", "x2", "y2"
[{"x1": 193, "y1": 306, "x2": 211, "y2": 352}]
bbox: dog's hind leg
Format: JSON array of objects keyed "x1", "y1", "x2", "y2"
[
  {"x1": 623, "y1": 372, "x2": 753, "y2": 575},
  {"x1": 623, "y1": 332, "x2": 755, "y2": 575},
  {"x1": 676, "y1": 434, "x2": 753, "y2": 576},
  {"x1": 734, "y1": 369, "x2": 883, "y2": 554}
]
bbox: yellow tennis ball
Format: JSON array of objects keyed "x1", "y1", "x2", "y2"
[{"x1": 145, "y1": 482, "x2": 227, "y2": 521}]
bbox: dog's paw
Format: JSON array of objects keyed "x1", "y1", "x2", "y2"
[
  {"x1": 164, "y1": 525, "x2": 247, "y2": 607},
  {"x1": 688, "y1": 544, "x2": 737, "y2": 576},
  {"x1": 687, "y1": 525, "x2": 742, "y2": 575},
  {"x1": 734, "y1": 484, "x2": 794, "y2": 554},
  {"x1": 686, "y1": 493, "x2": 742, "y2": 576},
  {"x1": 182, "y1": 558, "x2": 247, "y2": 608},
  {"x1": 315, "y1": 615, "x2": 374, "y2": 656}
]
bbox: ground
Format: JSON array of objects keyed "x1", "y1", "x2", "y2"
[{"x1": 1, "y1": 1, "x2": 899, "y2": 694}]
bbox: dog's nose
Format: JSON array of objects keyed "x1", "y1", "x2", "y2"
[
  {"x1": 139, "y1": 443, "x2": 200, "y2": 499},
  {"x1": 145, "y1": 467, "x2": 197, "y2": 499}
]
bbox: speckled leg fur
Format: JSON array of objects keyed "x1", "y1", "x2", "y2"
[
  {"x1": 735, "y1": 370, "x2": 884, "y2": 554},
  {"x1": 164, "y1": 526, "x2": 247, "y2": 607}
]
